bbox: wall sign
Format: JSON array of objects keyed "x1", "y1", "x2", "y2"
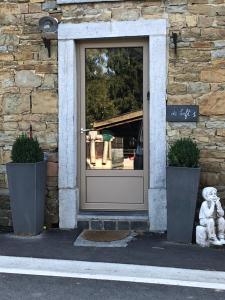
[{"x1": 166, "y1": 105, "x2": 199, "y2": 122}]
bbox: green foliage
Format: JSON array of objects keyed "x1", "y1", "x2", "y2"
[
  {"x1": 85, "y1": 47, "x2": 143, "y2": 128},
  {"x1": 11, "y1": 134, "x2": 44, "y2": 163},
  {"x1": 168, "y1": 138, "x2": 200, "y2": 168}
]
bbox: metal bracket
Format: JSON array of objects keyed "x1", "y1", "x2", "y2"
[
  {"x1": 41, "y1": 32, "x2": 57, "y2": 58},
  {"x1": 171, "y1": 32, "x2": 178, "y2": 56},
  {"x1": 43, "y1": 37, "x2": 51, "y2": 58}
]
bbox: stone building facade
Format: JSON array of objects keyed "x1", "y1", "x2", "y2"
[{"x1": 0, "y1": 0, "x2": 225, "y2": 230}]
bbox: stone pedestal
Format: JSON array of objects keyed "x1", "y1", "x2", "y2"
[{"x1": 196, "y1": 225, "x2": 210, "y2": 247}]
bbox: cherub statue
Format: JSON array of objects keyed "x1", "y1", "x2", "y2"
[{"x1": 199, "y1": 187, "x2": 225, "y2": 246}]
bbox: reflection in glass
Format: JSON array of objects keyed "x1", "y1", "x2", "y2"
[{"x1": 85, "y1": 47, "x2": 143, "y2": 170}]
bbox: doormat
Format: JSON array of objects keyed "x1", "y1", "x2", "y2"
[{"x1": 74, "y1": 230, "x2": 136, "y2": 247}]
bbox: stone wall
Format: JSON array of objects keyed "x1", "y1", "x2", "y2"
[
  {"x1": 0, "y1": 0, "x2": 225, "y2": 228},
  {"x1": 0, "y1": 0, "x2": 60, "y2": 228}
]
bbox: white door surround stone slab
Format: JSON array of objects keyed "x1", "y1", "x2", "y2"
[{"x1": 58, "y1": 19, "x2": 168, "y2": 231}]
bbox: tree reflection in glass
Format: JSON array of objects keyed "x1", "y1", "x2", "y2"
[{"x1": 85, "y1": 47, "x2": 143, "y2": 170}]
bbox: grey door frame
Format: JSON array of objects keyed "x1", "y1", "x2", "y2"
[
  {"x1": 58, "y1": 19, "x2": 168, "y2": 231},
  {"x1": 78, "y1": 39, "x2": 149, "y2": 211}
]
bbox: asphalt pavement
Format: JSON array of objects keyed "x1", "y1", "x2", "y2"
[
  {"x1": 0, "y1": 229, "x2": 225, "y2": 271},
  {"x1": 0, "y1": 273, "x2": 225, "y2": 300},
  {"x1": 1, "y1": 229, "x2": 225, "y2": 299}
]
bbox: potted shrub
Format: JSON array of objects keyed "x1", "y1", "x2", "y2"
[
  {"x1": 6, "y1": 134, "x2": 46, "y2": 235},
  {"x1": 167, "y1": 138, "x2": 200, "y2": 243}
]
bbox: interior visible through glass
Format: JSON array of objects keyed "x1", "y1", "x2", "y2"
[{"x1": 85, "y1": 47, "x2": 143, "y2": 170}]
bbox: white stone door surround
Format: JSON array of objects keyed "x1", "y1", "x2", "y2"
[{"x1": 58, "y1": 19, "x2": 168, "y2": 231}]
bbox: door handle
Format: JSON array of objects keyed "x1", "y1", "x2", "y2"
[{"x1": 80, "y1": 128, "x2": 91, "y2": 134}]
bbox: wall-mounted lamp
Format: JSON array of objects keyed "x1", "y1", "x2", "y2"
[{"x1": 39, "y1": 16, "x2": 58, "y2": 58}]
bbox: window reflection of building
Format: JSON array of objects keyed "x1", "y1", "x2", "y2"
[{"x1": 86, "y1": 110, "x2": 143, "y2": 170}]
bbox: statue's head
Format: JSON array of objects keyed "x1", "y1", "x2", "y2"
[{"x1": 202, "y1": 187, "x2": 218, "y2": 202}]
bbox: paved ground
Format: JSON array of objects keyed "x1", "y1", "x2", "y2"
[
  {"x1": 0, "y1": 229, "x2": 225, "y2": 271},
  {"x1": 1, "y1": 229, "x2": 225, "y2": 299},
  {"x1": 0, "y1": 273, "x2": 225, "y2": 300}
]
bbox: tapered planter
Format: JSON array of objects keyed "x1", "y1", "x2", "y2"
[
  {"x1": 6, "y1": 161, "x2": 46, "y2": 235},
  {"x1": 167, "y1": 167, "x2": 200, "y2": 243}
]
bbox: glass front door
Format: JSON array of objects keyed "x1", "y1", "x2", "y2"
[{"x1": 79, "y1": 39, "x2": 148, "y2": 210}]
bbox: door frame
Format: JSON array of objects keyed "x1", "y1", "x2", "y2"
[
  {"x1": 78, "y1": 39, "x2": 149, "y2": 210},
  {"x1": 58, "y1": 19, "x2": 168, "y2": 231}
]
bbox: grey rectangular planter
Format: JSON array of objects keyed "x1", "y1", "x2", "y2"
[
  {"x1": 6, "y1": 161, "x2": 46, "y2": 235},
  {"x1": 167, "y1": 167, "x2": 200, "y2": 244}
]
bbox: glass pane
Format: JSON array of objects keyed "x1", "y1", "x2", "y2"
[{"x1": 85, "y1": 47, "x2": 143, "y2": 170}]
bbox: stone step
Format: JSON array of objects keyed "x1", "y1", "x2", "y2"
[{"x1": 77, "y1": 212, "x2": 149, "y2": 231}]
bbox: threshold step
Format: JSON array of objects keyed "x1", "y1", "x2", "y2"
[
  {"x1": 77, "y1": 213, "x2": 149, "y2": 231},
  {"x1": 78, "y1": 212, "x2": 148, "y2": 221}
]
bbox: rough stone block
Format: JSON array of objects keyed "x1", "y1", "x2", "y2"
[
  {"x1": 142, "y1": 6, "x2": 164, "y2": 16},
  {"x1": 214, "y1": 40, "x2": 225, "y2": 49},
  {"x1": 0, "y1": 46, "x2": 7, "y2": 52},
  {"x1": 19, "y1": 3, "x2": 29, "y2": 14},
  {"x1": 15, "y1": 70, "x2": 42, "y2": 88},
  {"x1": 32, "y1": 90, "x2": 57, "y2": 114},
  {"x1": 202, "y1": 28, "x2": 225, "y2": 40},
  {"x1": 29, "y1": 3, "x2": 42, "y2": 13},
  {"x1": 0, "y1": 53, "x2": 14, "y2": 61},
  {"x1": 131, "y1": 221, "x2": 149, "y2": 231},
  {"x1": 77, "y1": 221, "x2": 89, "y2": 230},
  {"x1": 198, "y1": 16, "x2": 214, "y2": 28},
  {"x1": 42, "y1": 1, "x2": 57, "y2": 11},
  {"x1": 0, "y1": 195, "x2": 10, "y2": 211},
  {"x1": 199, "y1": 91, "x2": 225, "y2": 116},
  {"x1": 112, "y1": 8, "x2": 140, "y2": 21},
  {"x1": 3, "y1": 94, "x2": 30, "y2": 115},
  {"x1": 186, "y1": 15, "x2": 197, "y2": 27},
  {"x1": 3, "y1": 122, "x2": 18, "y2": 131},
  {"x1": 0, "y1": 218, "x2": 12, "y2": 228},
  {"x1": 189, "y1": 4, "x2": 217, "y2": 16},
  {"x1": 168, "y1": 83, "x2": 187, "y2": 95},
  {"x1": 118, "y1": 221, "x2": 130, "y2": 230},
  {"x1": 176, "y1": 49, "x2": 210, "y2": 62},
  {"x1": 0, "y1": 4, "x2": 20, "y2": 15},
  {"x1": 187, "y1": 82, "x2": 210, "y2": 94},
  {"x1": 200, "y1": 149, "x2": 225, "y2": 159},
  {"x1": 35, "y1": 64, "x2": 57, "y2": 73},
  {"x1": 0, "y1": 34, "x2": 19, "y2": 47},
  {"x1": 217, "y1": 129, "x2": 225, "y2": 137},
  {"x1": 167, "y1": 95, "x2": 194, "y2": 105},
  {"x1": 167, "y1": 5, "x2": 187, "y2": 13},
  {"x1": 200, "y1": 172, "x2": 219, "y2": 186},
  {"x1": 91, "y1": 221, "x2": 103, "y2": 230},
  {"x1": 104, "y1": 221, "x2": 116, "y2": 230},
  {"x1": 192, "y1": 41, "x2": 212, "y2": 48},
  {"x1": 18, "y1": 121, "x2": 30, "y2": 131},
  {"x1": 200, "y1": 69, "x2": 225, "y2": 83},
  {"x1": 205, "y1": 121, "x2": 225, "y2": 129},
  {"x1": 30, "y1": 0, "x2": 45, "y2": 2},
  {"x1": 47, "y1": 152, "x2": 58, "y2": 163},
  {"x1": 41, "y1": 74, "x2": 57, "y2": 90},
  {"x1": 0, "y1": 8, "x2": 22, "y2": 25},
  {"x1": 212, "y1": 49, "x2": 225, "y2": 59},
  {"x1": 47, "y1": 162, "x2": 58, "y2": 177},
  {"x1": 0, "y1": 72, "x2": 14, "y2": 89},
  {"x1": 47, "y1": 176, "x2": 58, "y2": 187}
]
